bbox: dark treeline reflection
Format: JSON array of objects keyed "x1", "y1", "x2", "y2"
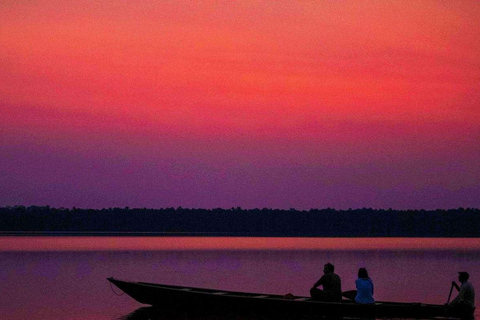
[{"x1": 1, "y1": 206, "x2": 480, "y2": 237}]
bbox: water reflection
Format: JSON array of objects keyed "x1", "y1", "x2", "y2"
[
  {"x1": 118, "y1": 306, "x2": 472, "y2": 320},
  {"x1": 2, "y1": 237, "x2": 480, "y2": 252},
  {"x1": 1, "y1": 238, "x2": 479, "y2": 319},
  {"x1": 118, "y1": 307, "x2": 163, "y2": 320},
  {"x1": 117, "y1": 306, "x2": 324, "y2": 320},
  {"x1": 117, "y1": 307, "x2": 265, "y2": 320},
  {"x1": 117, "y1": 307, "x2": 222, "y2": 320}
]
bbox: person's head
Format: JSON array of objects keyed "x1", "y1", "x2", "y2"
[
  {"x1": 458, "y1": 272, "x2": 469, "y2": 283},
  {"x1": 358, "y1": 268, "x2": 369, "y2": 279},
  {"x1": 323, "y1": 263, "x2": 335, "y2": 274}
]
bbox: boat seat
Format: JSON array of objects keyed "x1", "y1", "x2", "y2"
[{"x1": 212, "y1": 292, "x2": 228, "y2": 295}]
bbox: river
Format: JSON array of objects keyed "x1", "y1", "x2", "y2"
[{"x1": 1, "y1": 237, "x2": 479, "y2": 319}]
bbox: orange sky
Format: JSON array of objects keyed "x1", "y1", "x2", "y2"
[{"x1": 1, "y1": 1, "x2": 479, "y2": 209}]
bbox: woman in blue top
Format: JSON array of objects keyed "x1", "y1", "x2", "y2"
[{"x1": 355, "y1": 268, "x2": 374, "y2": 304}]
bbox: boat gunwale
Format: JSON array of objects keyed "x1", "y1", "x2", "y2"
[{"x1": 109, "y1": 278, "x2": 446, "y2": 308}]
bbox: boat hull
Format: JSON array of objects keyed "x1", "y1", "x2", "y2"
[{"x1": 108, "y1": 278, "x2": 469, "y2": 319}]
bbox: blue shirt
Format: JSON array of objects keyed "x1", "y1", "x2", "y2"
[{"x1": 355, "y1": 278, "x2": 374, "y2": 304}]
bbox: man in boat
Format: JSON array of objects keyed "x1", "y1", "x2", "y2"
[
  {"x1": 310, "y1": 262, "x2": 342, "y2": 302},
  {"x1": 449, "y1": 272, "x2": 475, "y2": 316}
]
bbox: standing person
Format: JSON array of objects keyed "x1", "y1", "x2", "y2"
[
  {"x1": 449, "y1": 272, "x2": 475, "y2": 316},
  {"x1": 310, "y1": 262, "x2": 342, "y2": 301},
  {"x1": 355, "y1": 268, "x2": 374, "y2": 304}
]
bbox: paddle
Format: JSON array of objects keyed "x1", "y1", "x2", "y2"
[{"x1": 446, "y1": 283, "x2": 454, "y2": 304}]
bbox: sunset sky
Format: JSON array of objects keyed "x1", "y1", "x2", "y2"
[{"x1": 1, "y1": 0, "x2": 479, "y2": 209}]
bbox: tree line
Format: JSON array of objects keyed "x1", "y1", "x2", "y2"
[{"x1": 1, "y1": 206, "x2": 479, "y2": 237}]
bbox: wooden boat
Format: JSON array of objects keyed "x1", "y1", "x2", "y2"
[{"x1": 108, "y1": 278, "x2": 473, "y2": 319}]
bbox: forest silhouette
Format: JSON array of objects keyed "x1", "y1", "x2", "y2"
[{"x1": 1, "y1": 206, "x2": 479, "y2": 237}]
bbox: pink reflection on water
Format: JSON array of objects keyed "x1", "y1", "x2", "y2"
[
  {"x1": 1, "y1": 237, "x2": 480, "y2": 251},
  {"x1": 1, "y1": 241, "x2": 480, "y2": 319}
]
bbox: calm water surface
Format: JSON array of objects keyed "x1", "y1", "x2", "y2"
[{"x1": 1, "y1": 237, "x2": 479, "y2": 320}]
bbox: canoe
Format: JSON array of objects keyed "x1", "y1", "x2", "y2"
[{"x1": 108, "y1": 278, "x2": 472, "y2": 319}]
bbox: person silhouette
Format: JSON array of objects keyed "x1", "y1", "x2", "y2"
[
  {"x1": 354, "y1": 268, "x2": 374, "y2": 304},
  {"x1": 449, "y1": 272, "x2": 475, "y2": 316},
  {"x1": 310, "y1": 262, "x2": 342, "y2": 301}
]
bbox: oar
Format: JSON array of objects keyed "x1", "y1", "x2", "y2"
[{"x1": 446, "y1": 283, "x2": 454, "y2": 304}]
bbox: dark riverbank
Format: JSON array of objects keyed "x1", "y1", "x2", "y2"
[{"x1": 1, "y1": 206, "x2": 480, "y2": 237}]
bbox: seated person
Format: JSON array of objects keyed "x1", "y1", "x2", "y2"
[
  {"x1": 449, "y1": 272, "x2": 475, "y2": 316},
  {"x1": 310, "y1": 263, "x2": 342, "y2": 302},
  {"x1": 355, "y1": 268, "x2": 374, "y2": 304}
]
